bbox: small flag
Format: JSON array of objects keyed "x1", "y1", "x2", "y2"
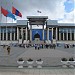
[
  {"x1": 37, "y1": 10, "x2": 41, "y2": 13},
  {"x1": 12, "y1": 6, "x2": 22, "y2": 17}
]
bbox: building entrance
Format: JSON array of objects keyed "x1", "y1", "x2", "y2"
[
  {"x1": 27, "y1": 16, "x2": 48, "y2": 41},
  {"x1": 34, "y1": 33, "x2": 40, "y2": 41}
]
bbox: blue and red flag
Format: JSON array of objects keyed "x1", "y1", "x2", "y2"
[
  {"x1": 7, "y1": 10, "x2": 16, "y2": 20},
  {"x1": 12, "y1": 6, "x2": 22, "y2": 17},
  {"x1": 1, "y1": 7, "x2": 16, "y2": 20}
]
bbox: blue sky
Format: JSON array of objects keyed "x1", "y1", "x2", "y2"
[{"x1": 64, "y1": 0, "x2": 74, "y2": 13}]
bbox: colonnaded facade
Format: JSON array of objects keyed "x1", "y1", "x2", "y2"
[{"x1": 0, "y1": 16, "x2": 75, "y2": 45}]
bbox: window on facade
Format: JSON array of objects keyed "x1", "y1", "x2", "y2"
[
  {"x1": 12, "y1": 33, "x2": 14, "y2": 40},
  {"x1": 8, "y1": 33, "x2": 10, "y2": 40},
  {"x1": 23, "y1": 32, "x2": 25, "y2": 40},
  {"x1": 61, "y1": 33, "x2": 63, "y2": 40},
  {"x1": 1, "y1": 33, "x2": 2, "y2": 40},
  {"x1": 15, "y1": 28, "x2": 17, "y2": 40},
  {"x1": 58, "y1": 28, "x2": 59, "y2": 40},
  {"x1": 72, "y1": 33, "x2": 74, "y2": 40},
  {"x1": 68, "y1": 33, "x2": 70, "y2": 40},
  {"x1": 4, "y1": 33, "x2": 6, "y2": 40},
  {"x1": 53, "y1": 28, "x2": 56, "y2": 39},
  {"x1": 71, "y1": 29, "x2": 74, "y2": 40}
]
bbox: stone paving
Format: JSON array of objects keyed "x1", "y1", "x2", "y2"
[
  {"x1": 0, "y1": 68, "x2": 74, "y2": 75},
  {"x1": 0, "y1": 46, "x2": 75, "y2": 66}
]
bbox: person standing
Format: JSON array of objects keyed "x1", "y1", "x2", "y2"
[{"x1": 7, "y1": 46, "x2": 11, "y2": 55}]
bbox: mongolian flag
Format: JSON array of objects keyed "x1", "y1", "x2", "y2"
[{"x1": 12, "y1": 6, "x2": 22, "y2": 17}]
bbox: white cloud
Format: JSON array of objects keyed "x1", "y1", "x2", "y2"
[
  {"x1": 58, "y1": 9, "x2": 74, "y2": 23},
  {"x1": 0, "y1": 0, "x2": 74, "y2": 24}
]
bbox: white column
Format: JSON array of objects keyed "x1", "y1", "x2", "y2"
[
  {"x1": 67, "y1": 29, "x2": 68, "y2": 40},
  {"x1": 47, "y1": 28, "x2": 49, "y2": 40},
  {"x1": 3, "y1": 30, "x2": 4, "y2": 40},
  {"x1": 26, "y1": 27, "x2": 27, "y2": 40},
  {"x1": 56, "y1": 27, "x2": 58, "y2": 40},
  {"x1": 52, "y1": 28, "x2": 53, "y2": 40},
  {"x1": 70, "y1": 29, "x2": 72, "y2": 40},
  {"x1": 43, "y1": 25, "x2": 44, "y2": 40},
  {"x1": 59, "y1": 33, "x2": 61, "y2": 40},
  {"x1": 63, "y1": 30, "x2": 64, "y2": 40},
  {"x1": 21, "y1": 28, "x2": 23, "y2": 39},
  {"x1": 30, "y1": 25, "x2": 32, "y2": 41},
  {"x1": 17, "y1": 27, "x2": 19, "y2": 40},
  {"x1": 59, "y1": 29, "x2": 61, "y2": 40}
]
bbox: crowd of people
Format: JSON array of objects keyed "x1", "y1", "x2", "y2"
[
  {"x1": 34, "y1": 44, "x2": 56, "y2": 50},
  {"x1": 17, "y1": 43, "x2": 56, "y2": 50},
  {"x1": 64, "y1": 44, "x2": 75, "y2": 48},
  {"x1": 2, "y1": 41, "x2": 75, "y2": 55}
]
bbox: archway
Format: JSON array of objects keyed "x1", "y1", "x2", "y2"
[{"x1": 34, "y1": 33, "x2": 40, "y2": 40}]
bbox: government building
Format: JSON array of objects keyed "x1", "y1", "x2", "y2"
[{"x1": 0, "y1": 16, "x2": 75, "y2": 45}]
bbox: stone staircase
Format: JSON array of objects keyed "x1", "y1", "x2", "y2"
[{"x1": 31, "y1": 38, "x2": 44, "y2": 44}]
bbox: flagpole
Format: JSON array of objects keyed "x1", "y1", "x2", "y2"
[
  {"x1": 6, "y1": 1, "x2": 7, "y2": 43},
  {"x1": 11, "y1": 1, "x2": 14, "y2": 43},
  {"x1": 12, "y1": 1, "x2": 13, "y2": 23},
  {"x1": 0, "y1": 1, "x2": 2, "y2": 42},
  {"x1": 6, "y1": 17, "x2": 7, "y2": 41}
]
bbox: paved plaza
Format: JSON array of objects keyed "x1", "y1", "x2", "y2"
[
  {"x1": 0, "y1": 45, "x2": 75, "y2": 75},
  {"x1": 0, "y1": 45, "x2": 74, "y2": 66}
]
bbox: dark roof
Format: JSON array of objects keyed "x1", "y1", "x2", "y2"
[{"x1": 27, "y1": 16, "x2": 48, "y2": 19}]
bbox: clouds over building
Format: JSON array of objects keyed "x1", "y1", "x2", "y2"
[{"x1": 0, "y1": 0, "x2": 74, "y2": 23}]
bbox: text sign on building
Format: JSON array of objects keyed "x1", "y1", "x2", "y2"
[{"x1": 29, "y1": 21, "x2": 45, "y2": 25}]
